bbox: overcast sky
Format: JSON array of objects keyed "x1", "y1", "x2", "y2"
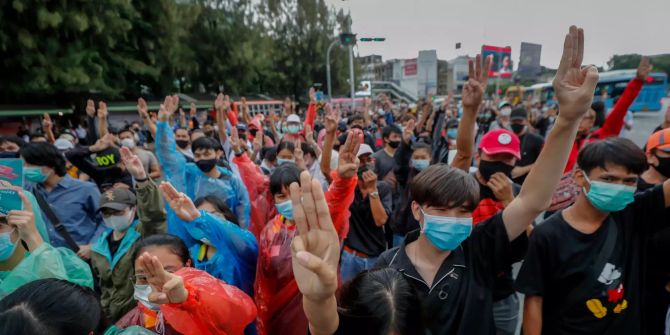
[{"x1": 325, "y1": 0, "x2": 670, "y2": 69}]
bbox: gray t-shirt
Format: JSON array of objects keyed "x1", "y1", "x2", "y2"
[
  {"x1": 372, "y1": 149, "x2": 397, "y2": 180},
  {"x1": 135, "y1": 149, "x2": 158, "y2": 176}
]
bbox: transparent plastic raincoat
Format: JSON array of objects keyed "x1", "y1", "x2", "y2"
[{"x1": 155, "y1": 121, "x2": 251, "y2": 228}]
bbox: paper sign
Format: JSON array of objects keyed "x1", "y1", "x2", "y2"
[
  {"x1": 0, "y1": 159, "x2": 23, "y2": 187},
  {"x1": 0, "y1": 189, "x2": 22, "y2": 215}
]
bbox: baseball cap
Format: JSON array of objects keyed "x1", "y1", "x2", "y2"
[
  {"x1": 646, "y1": 128, "x2": 670, "y2": 153},
  {"x1": 357, "y1": 144, "x2": 374, "y2": 157},
  {"x1": 98, "y1": 188, "x2": 136, "y2": 212},
  {"x1": 510, "y1": 107, "x2": 528, "y2": 121},
  {"x1": 498, "y1": 101, "x2": 511, "y2": 109},
  {"x1": 478, "y1": 129, "x2": 521, "y2": 159},
  {"x1": 236, "y1": 123, "x2": 248, "y2": 131},
  {"x1": 54, "y1": 138, "x2": 74, "y2": 151},
  {"x1": 287, "y1": 114, "x2": 301, "y2": 123}
]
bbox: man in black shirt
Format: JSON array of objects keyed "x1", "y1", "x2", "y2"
[
  {"x1": 66, "y1": 134, "x2": 133, "y2": 191},
  {"x1": 372, "y1": 125, "x2": 402, "y2": 186},
  {"x1": 376, "y1": 26, "x2": 600, "y2": 335},
  {"x1": 516, "y1": 137, "x2": 670, "y2": 335},
  {"x1": 341, "y1": 145, "x2": 392, "y2": 282},
  {"x1": 509, "y1": 107, "x2": 545, "y2": 185}
]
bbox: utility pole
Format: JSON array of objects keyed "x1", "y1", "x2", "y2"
[
  {"x1": 346, "y1": 15, "x2": 356, "y2": 111},
  {"x1": 326, "y1": 39, "x2": 338, "y2": 100}
]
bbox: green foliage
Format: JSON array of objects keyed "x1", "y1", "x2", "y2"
[
  {"x1": 0, "y1": 0, "x2": 360, "y2": 104},
  {"x1": 608, "y1": 54, "x2": 670, "y2": 76}
]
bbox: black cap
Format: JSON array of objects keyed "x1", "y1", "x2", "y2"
[
  {"x1": 510, "y1": 107, "x2": 528, "y2": 121},
  {"x1": 98, "y1": 188, "x2": 136, "y2": 212}
]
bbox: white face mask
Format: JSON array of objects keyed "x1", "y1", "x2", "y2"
[
  {"x1": 121, "y1": 138, "x2": 136, "y2": 149},
  {"x1": 103, "y1": 209, "x2": 135, "y2": 231},
  {"x1": 133, "y1": 284, "x2": 160, "y2": 311}
]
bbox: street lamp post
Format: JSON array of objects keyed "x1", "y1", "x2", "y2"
[{"x1": 326, "y1": 39, "x2": 339, "y2": 100}]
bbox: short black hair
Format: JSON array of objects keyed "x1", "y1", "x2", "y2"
[
  {"x1": 337, "y1": 267, "x2": 424, "y2": 334},
  {"x1": 269, "y1": 162, "x2": 301, "y2": 195},
  {"x1": 194, "y1": 196, "x2": 239, "y2": 226},
  {"x1": 262, "y1": 146, "x2": 277, "y2": 162},
  {"x1": 20, "y1": 142, "x2": 67, "y2": 176},
  {"x1": 410, "y1": 163, "x2": 479, "y2": 211},
  {"x1": 348, "y1": 114, "x2": 365, "y2": 125},
  {"x1": 191, "y1": 136, "x2": 221, "y2": 153},
  {"x1": 0, "y1": 136, "x2": 26, "y2": 149},
  {"x1": 118, "y1": 127, "x2": 134, "y2": 137},
  {"x1": 382, "y1": 125, "x2": 402, "y2": 139},
  {"x1": 577, "y1": 137, "x2": 647, "y2": 175},
  {"x1": 133, "y1": 234, "x2": 191, "y2": 266},
  {"x1": 0, "y1": 278, "x2": 105, "y2": 335},
  {"x1": 301, "y1": 142, "x2": 317, "y2": 158},
  {"x1": 412, "y1": 142, "x2": 432, "y2": 155},
  {"x1": 189, "y1": 128, "x2": 204, "y2": 136},
  {"x1": 277, "y1": 141, "x2": 295, "y2": 154},
  {"x1": 591, "y1": 101, "x2": 605, "y2": 128}
]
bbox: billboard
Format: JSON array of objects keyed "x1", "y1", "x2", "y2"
[
  {"x1": 404, "y1": 58, "x2": 417, "y2": 76},
  {"x1": 481, "y1": 45, "x2": 512, "y2": 78},
  {"x1": 518, "y1": 42, "x2": 542, "y2": 79}
]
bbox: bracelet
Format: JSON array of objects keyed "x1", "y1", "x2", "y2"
[{"x1": 134, "y1": 177, "x2": 148, "y2": 183}]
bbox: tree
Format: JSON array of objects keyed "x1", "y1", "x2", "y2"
[{"x1": 608, "y1": 54, "x2": 670, "y2": 77}]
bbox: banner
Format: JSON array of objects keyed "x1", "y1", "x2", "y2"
[
  {"x1": 518, "y1": 42, "x2": 542, "y2": 79},
  {"x1": 0, "y1": 158, "x2": 23, "y2": 187},
  {"x1": 404, "y1": 58, "x2": 417, "y2": 76},
  {"x1": 481, "y1": 45, "x2": 512, "y2": 78}
]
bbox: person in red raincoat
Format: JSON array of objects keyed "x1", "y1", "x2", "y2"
[
  {"x1": 232, "y1": 131, "x2": 359, "y2": 335},
  {"x1": 115, "y1": 234, "x2": 256, "y2": 335}
]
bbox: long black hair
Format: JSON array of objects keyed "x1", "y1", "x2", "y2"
[
  {"x1": 194, "y1": 195, "x2": 239, "y2": 226},
  {"x1": 337, "y1": 268, "x2": 424, "y2": 335},
  {"x1": 0, "y1": 278, "x2": 106, "y2": 335}
]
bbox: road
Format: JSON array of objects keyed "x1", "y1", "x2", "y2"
[{"x1": 627, "y1": 97, "x2": 669, "y2": 147}]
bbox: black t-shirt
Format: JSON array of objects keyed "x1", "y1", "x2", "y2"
[
  {"x1": 344, "y1": 181, "x2": 393, "y2": 256},
  {"x1": 513, "y1": 132, "x2": 544, "y2": 185},
  {"x1": 376, "y1": 213, "x2": 513, "y2": 335},
  {"x1": 515, "y1": 185, "x2": 669, "y2": 335},
  {"x1": 107, "y1": 233, "x2": 123, "y2": 258},
  {"x1": 372, "y1": 149, "x2": 397, "y2": 181}
]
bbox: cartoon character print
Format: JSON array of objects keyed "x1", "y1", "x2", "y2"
[{"x1": 585, "y1": 263, "x2": 628, "y2": 319}]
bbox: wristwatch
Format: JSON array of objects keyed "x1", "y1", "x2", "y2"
[{"x1": 369, "y1": 191, "x2": 379, "y2": 199}]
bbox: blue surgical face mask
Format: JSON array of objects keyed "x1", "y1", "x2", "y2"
[
  {"x1": 0, "y1": 229, "x2": 18, "y2": 261},
  {"x1": 133, "y1": 284, "x2": 160, "y2": 311},
  {"x1": 275, "y1": 200, "x2": 294, "y2": 220},
  {"x1": 287, "y1": 125, "x2": 301, "y2": 134},
  {"x1": 447, "y1": 128, "x2": 458, "y2": 139},
  {"x1": 583, "y1": 174, "x2": 636, "y2": 212},
  {"x1": 24, "y1": 166, "x2": 49, "y2": 183},
  {"x1": 277, "y1": 158, "x2": 295, "y2": 166},
  {"x1": 420, "y1": 207, "x2": 472, "y2": 251},
  {"x1": 411, "y1": 159, "x2": 430, "y2": 171}
]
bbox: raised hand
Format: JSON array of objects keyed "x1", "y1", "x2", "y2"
[
  {"x1": 462, "y1": 54, "x2": 493, "y2": 110},
  {"x1": 402, "y1": 119, "x2": 415, "y2": 144},
  {"x1": 89, "y1": 133, "x2": 116, "y2": 152},
  {"x1": 166, "y1": 95, "x2": 180, "y2": 115},
  {"x1": 487, "y1": 173, "x2": 514, "y2": 205},
  {"x1": 361, "y1": 170, "x2": 378, "y2": 194},
  {"x1": 42, "y1": 113, "x2": 53, "y2": 130},
  {"x1": 552, "y1": 26, "x2": 599, "y2": 121},
  {"x1": 309, "y1": 87, "x2": 316, "y2": 103},
  {"x1": 120, "y1": 146, "x2": 147, "y2": 180},
  {"x1": 6, "y1": 188, "x2": 43, "y2": 251},
  {"x1": 336, "y1": 131, "x2": 360, "y2": 179},
  {"x1": 159, "y1": 182, "x2": 200, "y2": 222},
  {"x1": 290, "y1": 171, "x2": 340, "y2": 303},
  {"x1": 636, "y1": 56, "x2": 652, "y2": 81},
  {"x1": 295, "y1": 147, "x2": 306, "y2": 170},
  {"x1": 189, "y1": 102, "x2": 197, "y2": 118},
  {"x1": 86, "y1": 99, "x2": 96, "y2": 118},
  {"x1": 323, "y1": 104, "x2": 340, "y2": 134},
  {"x1": 137, "y1": 252, "x2": 189, "y2": 304},
  {"x1": 97, "y1": 101, "x2": 108, "y2": 120},
  {"x1": 304, "y1": 124, "x2": 315, "y2": 145},
  {"x1": 230, "y1": 127, "x2": 242, "y2": 153},
  {"x1": 137, "y1": 98, "x2": 149, "y2": 119},
  {"x1": 252, "y1": 131, "x2": 263, "y2": 152}
]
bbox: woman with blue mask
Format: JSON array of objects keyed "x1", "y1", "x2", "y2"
[
  {"x1": 0, "y1": 185, "x2": 92, "y2": 297},
  {"x1": 275, "y1": 141, "x2": 296, "y2": 166}
]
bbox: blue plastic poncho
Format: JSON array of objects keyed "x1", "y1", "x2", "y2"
[
  {"x1": 168, "y1": 210, "x2": 258, "y2": 296},
  {"x1": 155, "y1": 121, "x2": 251, "y2": 228}
]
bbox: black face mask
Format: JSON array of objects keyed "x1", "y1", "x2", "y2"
[
  {"x1": 249, "y1": 129, "x2": 258, "y2": 137},
  {"x1": 387, "y1": 140, "x2": 400, "y2": 149},
  {"x1": 176, "y1": 140, "x2": 190, "y2": 149},
  {"x1": 0, "y1": 151, "x2": 19, "y2": 158},
  {"x1": 654, "y1": 154, "x2": 670, "y2": 178},
  {"x1": 478, "y1": 160, "x2": 514, "y2": 181},
  {"x1": 195, "y1": 158, "x2": 218, "y2": 173},
  {"x1": 510, "y1": 123, "x2": 526, "y2": 135}
]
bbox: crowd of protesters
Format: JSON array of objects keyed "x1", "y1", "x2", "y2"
[{"x1": 1, "y1": 26, "x2": 670, "y2": 335}]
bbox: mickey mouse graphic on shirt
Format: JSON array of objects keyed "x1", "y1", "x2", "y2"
[{"x1": 585, "y1": 262, "x2": 628, "y2": 319}]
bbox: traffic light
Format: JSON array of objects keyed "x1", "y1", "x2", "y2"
[
  {"x1": 339, "y1": 33, "x2": 357, "y2": 46},
  {"x1": 359, "y1": 37, "x2": 386, "y2": 42}
]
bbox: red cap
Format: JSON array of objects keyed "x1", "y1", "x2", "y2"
[{"x1": 478, "y1": 129, "x2": 521, "y2": 159}]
